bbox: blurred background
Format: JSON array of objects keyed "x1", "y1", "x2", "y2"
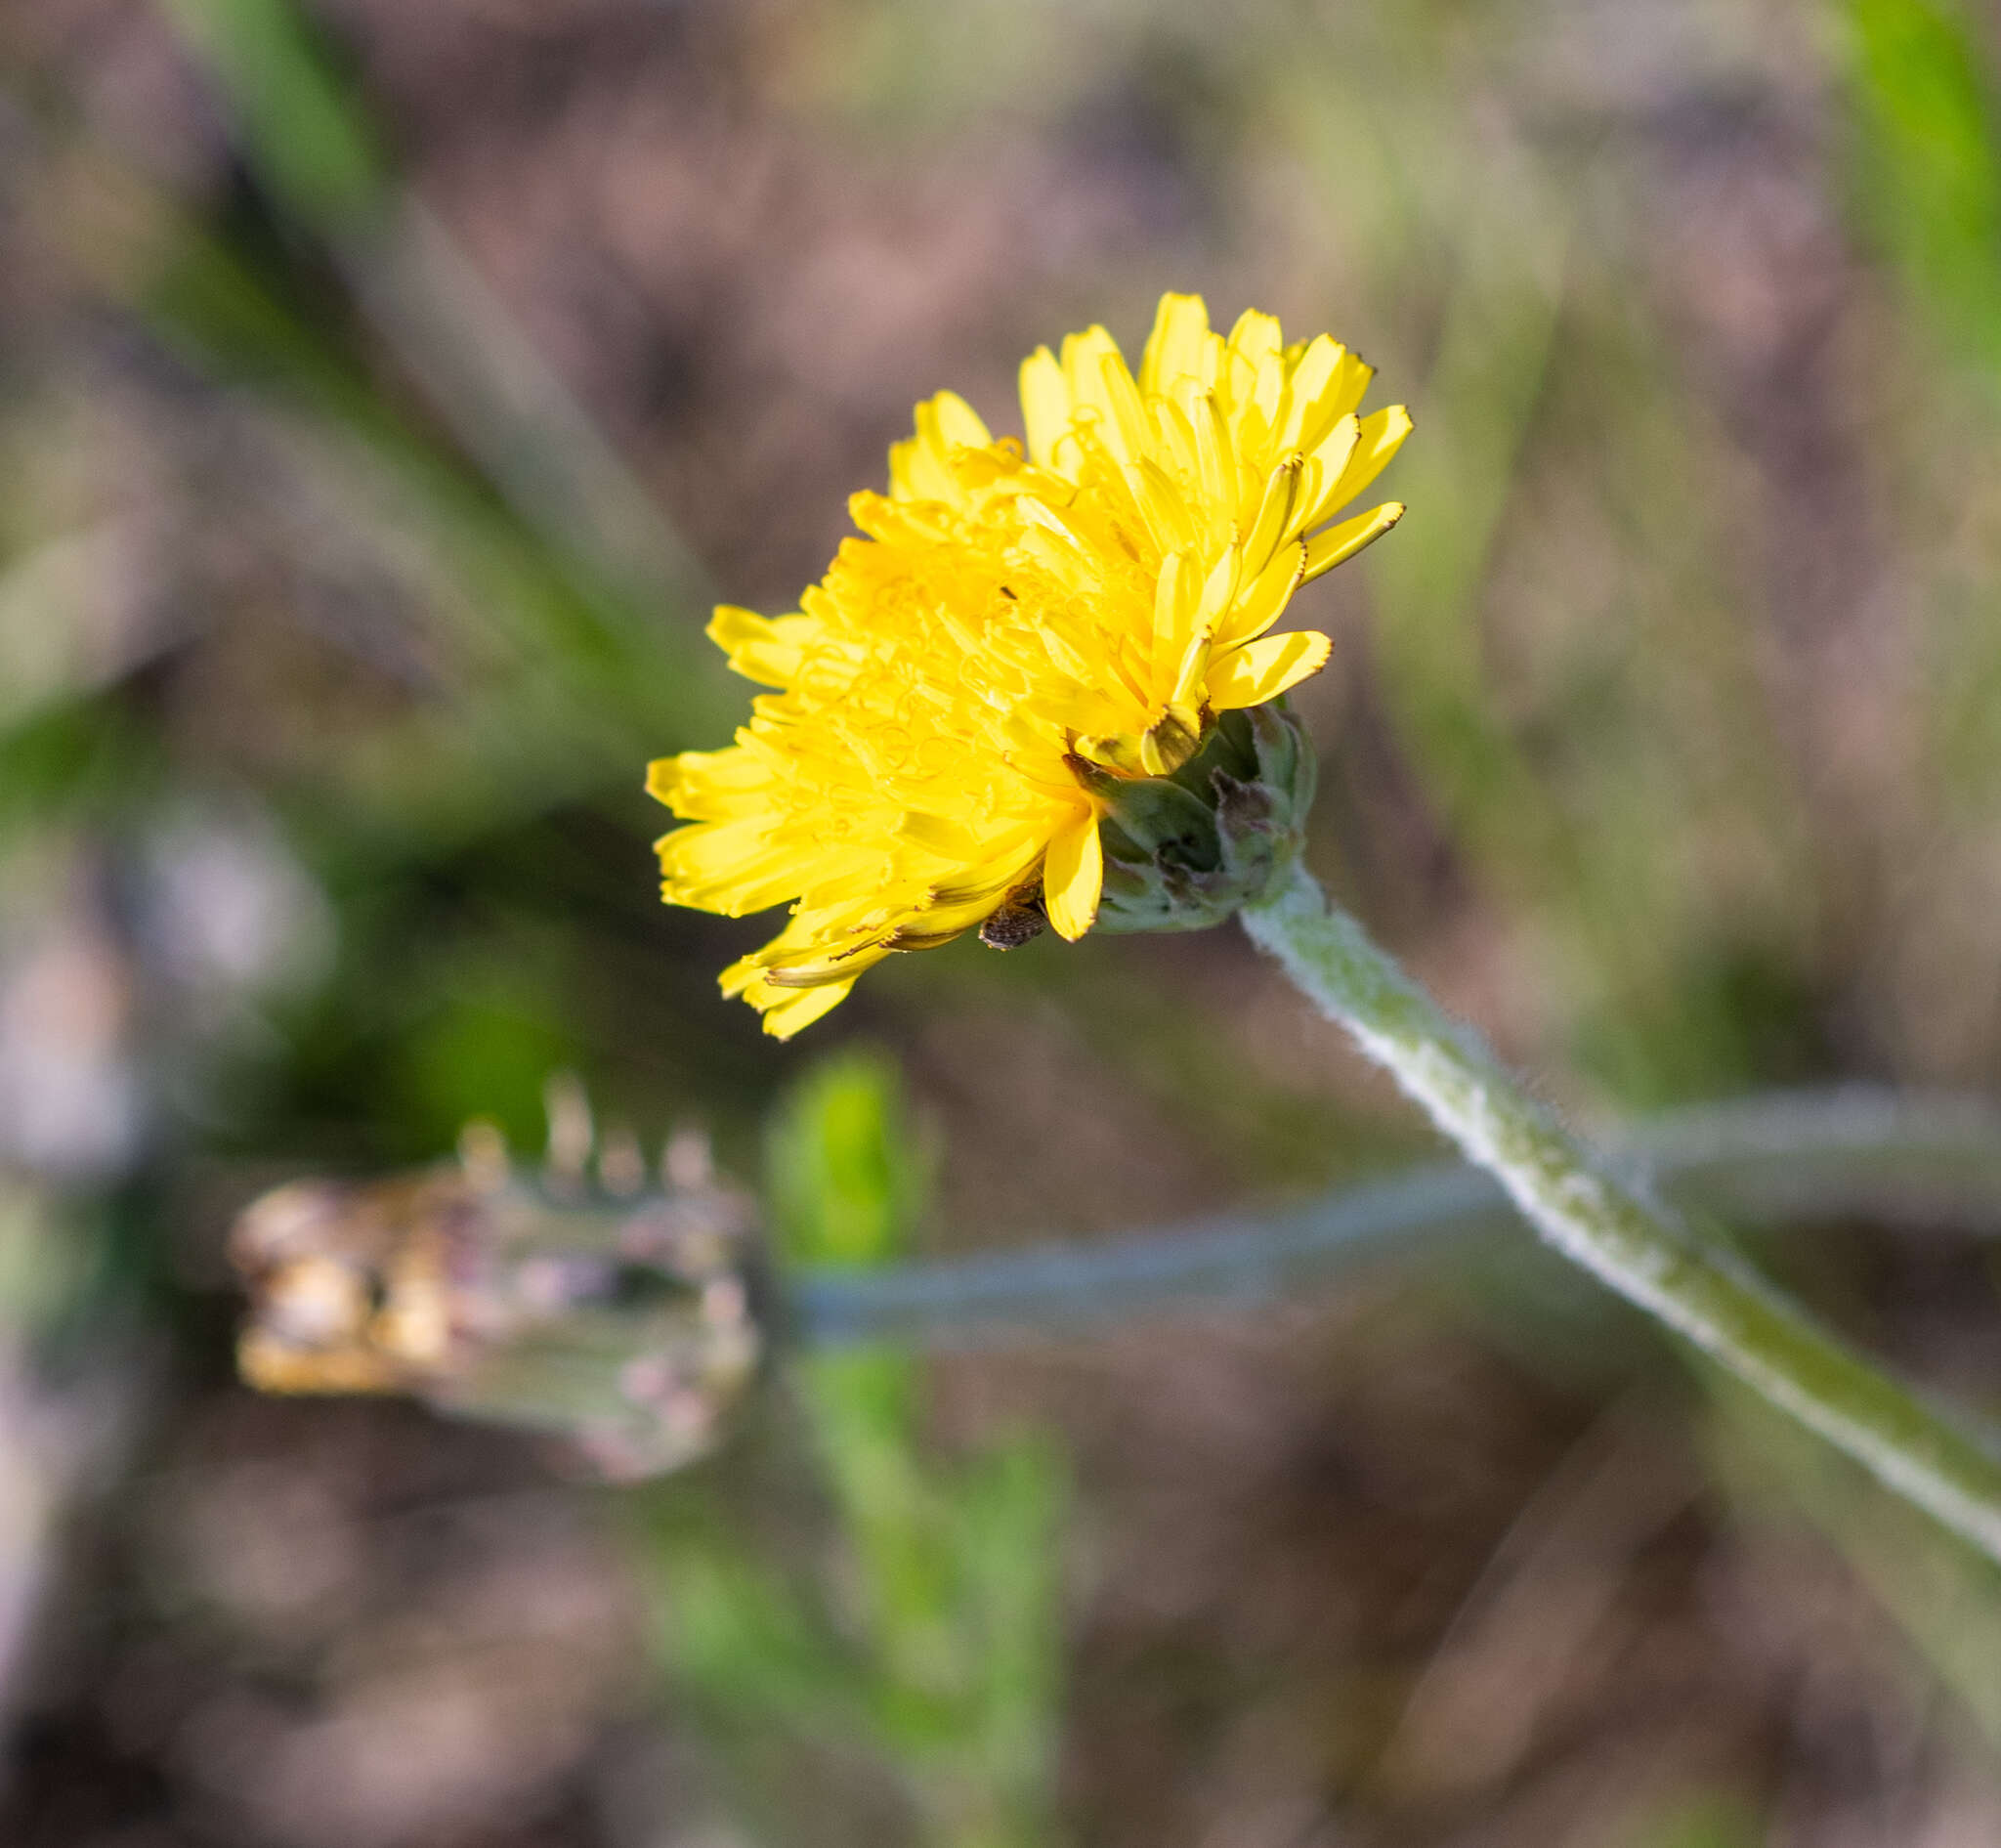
[{"x1": 3, "y1": 0, "x2": 2001, "y2": 1842}]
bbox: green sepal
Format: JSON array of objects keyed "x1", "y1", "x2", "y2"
[
  {"x1": 1089, "y1": 700, "x2": 1317, "y2": 936},
  {"x1": 1066, "y1": 754, "x2": 1221, "y2": 863}
]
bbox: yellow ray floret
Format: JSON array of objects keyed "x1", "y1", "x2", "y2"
[{"x1": 650, "y1": 293, "x2": 1410, "y2": 1036}]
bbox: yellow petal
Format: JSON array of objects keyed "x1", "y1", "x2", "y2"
[
  {"x1": 1149, "y1": 393, "x2": 1203, "y2": 491},
  {"x1": 929, "y1": 389, "x2": 992, "y2": 451},
  {"x1": 887, "y1": 392, "x2": 991, "y2": 504},
  {"x1": 1138, "y1": 293, "x2": 1213, "y2": 397},
  {"x1": 722, "y1": 900, "x2": 885, "y2": 982},
  {"x1": 1042, "y1": 809, "x2": 1103, "y2": 940},
  {"x1": 797, "y1": 851, "x2": 913, "y2": 907},
  {"x1": 899, "y1": 810, "x2": 992, "y2": 861},
  {"x1": 1325, "y1": 350, "x2": 1377, "y2": 423},
  {"x1": 1225, "y1": 308, "x2": 1283, "y2": 372},
  {"x1": 1301, "y1": 501, "x2": 1405, "y2": 582},
  {"x1": 1169, "y1": 628, "x2": 1214, "y2": 711},
  {"x1": 1275, "y1": 335, "x2": 1346, "y2": 453},
  {"x1": 1152, "y1": 549, "x2": 1192, "y2": 654},
  {"x1": 1223, "y1": 310, "x2": 1284, "y2": 452},
  {"x1": 1213, "y1": 539, "x2": 1306, "y2": 651},
  {"x1": 753, "y1": 979, "x2": 857, "y2": 1040},
  {"x1": 644, "y1": 754, "x2": 689, "y2": 809},
  {"x1": 1208, "y1": 629, "x2": 1333, "y2": 709},
  {"x1": 1242, "y1": 455, "x2": 1302, "y2": 572},
  {"x1": 1060, "y1": 325, "x2": 1126, "y2": 424},
  {"x1": 1019, "y1": 347, "x2": 1071, "y2": 467},
  {"x1": 704, "y1": 606, "x2": 818, "y2": 687},
  {"x1": 657, "y1": 819, "x2": 802, "y2": 915},
  {"x1": 1298, "y1": 414, "x2": 1360, "y2": 518},
  {"x1": 762, "y1": 940, "x2": 898, "y2": 988},
  {"x1": 1304, "y1": 406, "x2": 1411, "y2": 527},
  {"x1": 646, "y1": 747, "x2": 774, "y2": 819},
  {"x1": 1052, "y1": 326, "x2": 1128, "y2": 467},
  {"x1": 1174, "y1": 378, "x2": 1238, "y2": 523},
  {"x1": 1097, "y1": 352, "x2": 1153, "y2": 465},
  {"x1": 887, "y1": 436, "x2": 945, "y2": 504},
  {"x1": 1130, "y1": 455, "x2": 1198, "y2": 555},
  {"x1": 1193, "y1": 546, "x2": 1242, "y2": 626}
]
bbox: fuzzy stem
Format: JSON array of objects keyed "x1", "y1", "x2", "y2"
[
  {"x1": 790, "y1": 1088, "x2": 2001, "y2": 1347},
  {"x1": 1239, "y1": 859, "x2": 2001, "y2": 1565}
]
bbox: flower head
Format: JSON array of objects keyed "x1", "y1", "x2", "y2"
[
  {"x1": 650, "y1": 293, "x2": 1409, "y2": 1036},
  {"x1": 232, "y1": 1137, "x2": 764, "y2": 1479}
]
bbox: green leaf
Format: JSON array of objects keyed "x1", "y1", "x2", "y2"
[
  {"x1": 768, "y1": 1052, "x2": 925, "y2": 1268},
  {"x1": 160, "y1": 0, "x2": 387, "y2": 229},
  {"x1": 1844, "y1": 0, "x2": 2001, "y2": 368}
]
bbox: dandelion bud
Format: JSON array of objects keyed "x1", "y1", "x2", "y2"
[{"x1": 230, "y1": 1150, "x2": 765, "y2": 1480}]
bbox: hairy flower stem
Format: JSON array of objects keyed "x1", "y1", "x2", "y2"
[{"x1": 1241, "y1": 860, "x2": 2001, "y2": 1565}]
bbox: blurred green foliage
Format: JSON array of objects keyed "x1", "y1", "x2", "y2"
[
  {"x1": 159, "y1": 0, "x2": 384, "y2": 226},
  {"x1": 644, "y1": 1054, "x2": 1065, "y2": 1848},
  {"x1": 1621, "y1": 1791, "x2": 1767, "y2": 1848},
  {"x1": 1845, "y1": 0, "x2": 2001, "y2": 370},
  {"x1": 769, "y1": 1053, "x2": 932, "y2": 1269},
  {"x1": 1706, "y1": 1377, "x2": 2001, "y2": 1752}
]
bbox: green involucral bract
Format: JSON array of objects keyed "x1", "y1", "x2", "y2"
[{"x1": 1080, "y1": 699, "x2": 1318, "y2": 935}]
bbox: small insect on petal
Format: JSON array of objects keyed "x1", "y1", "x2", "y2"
[{"x1": 979, "y1": 887, "x2": 1048, "y2": 949}]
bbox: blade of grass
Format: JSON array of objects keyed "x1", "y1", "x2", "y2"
[
  {"x1": 1843, "y1": 0, "x2": 2001, "y2": 378},
  {"x1": 159, "y1": 0, "x2": 710, "y2": 620}
]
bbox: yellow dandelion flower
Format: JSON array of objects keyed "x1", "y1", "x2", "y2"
[{"x1": 649, "y1": 292, "x2": 1410, "y2": 1037}]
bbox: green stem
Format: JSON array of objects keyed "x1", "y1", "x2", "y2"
[{"x1": 1240, "y1": 859, "x2": 2001, "y2": 1565}]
